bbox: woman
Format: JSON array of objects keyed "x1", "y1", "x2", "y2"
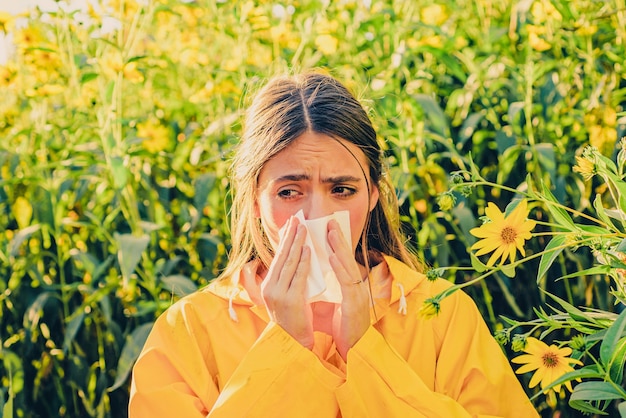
[{"x1": 129, "y1": 71, "x2": 538, "y2": 417}]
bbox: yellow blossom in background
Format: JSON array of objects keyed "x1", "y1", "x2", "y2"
[
  {"x1": 137, "y1": 118, "x2": 171, "y2": 153},
  {"x1": 99, "y1": 53, "x2": 144, "y2": 82},
  {"x1": 572, "y1": 155, "x2": 596, "y2": 181},
  {"x1": 0, "y1": 11, "x2": 14, "y2": 33},
  {"x1": 189, "y1": 82, "x2": 214, "y2": 104},
  {"x1": 106, "y1": 0, "x2": 140, "y2": 20},
  {"x1": 315, "y1": 34, "x2": 338, "y2": 55},
  {"x1": 123, "y1": 62, "x2": 144, "y2": 83},
  {"x1": 12, "y1": 196, "x2": 33, "y2": 229},
  {"x1": 585, "y1": 107, "x2": 617, "y2": 157},
  {"x1": 246, "y1": 42, "x2": 273, "y2": 67},
  {"x1": 531, "y1": 0, "x2": 562, "y2": 23},
  {"x1": 527, "y1": 25, "x2": 551, "y2": 52},
  {"x1": 315, "y1": 17, "x2": 339, "y2": 55},
  {"x1": 420, "y1": 4, "x2": 449, "y2": 26},
  {"x1": 271, "y1": 21, "x2": 299, "y2": 50},
  {"x1": 38, "y1": 83, "x2": 65, "y2": 96},
  {"x1": 13, "y1": 26, "x2": 44, "y2": 50},
  {"x1": 511, "y1": 337, "x2": 582, "y2": 393},
  {"x1": 576, "y1": 25, "x2": 598, "y2": 36},
  {"x1": 470, "y1": 199, "x2": 536, "y2": 266},
  {"x1": 418, "y1": 34, "x2": 444, "y2": 49},
  {"x1": 0, "y1": 63, "x2": 16, "y2": 88}
]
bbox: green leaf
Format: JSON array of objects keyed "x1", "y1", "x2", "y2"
[
  {"x1": 593, "y1": 194, "x2": 618, "y2": 231},
  {"x1": 537, "y1": 234, "x2": 566, "y2": 283},
  {"x1": 535, "y1": 143, "x2": 556, "y2": 182},
  {"x1": 191, "y1": 173, "x2": 216, "y2": 230},
  {"x1": 62, "y1": 312, "x2": 85, "y2": 354},
  {"x1": 458, "y1": 111, "x2": 484, "y2": 144},
  {"x1": 115, "y1": 233, "x2": 150, "y2": 284},
  {"x1": 605, "y1": 171, "x2": 626, "y2": 215},
  {"x1": 2, "y1": 392, "x2": 13, "y2": 418},
  {"x1": 500, "y1": 263, "x2": 516, "y2": 278},
  {"x1": 23, "y1": 291, "x2": 51, "y2": 330},
  {"x1": 109, "y1": 322, "x2": 153, "y2": 392},
  {"x1": 568, "y1": 380, "x2": 626, "y2": 415},
  {"x1": 110, "y1": 156, "x2": 128, "y2": 190},
  {"x1": 160, "y1": 275, "x2": 198, "y2": 297},
  {"x1": 496, "y1": 145, "x2": 522, "y2": 186},
  {"x1": 543, "y1": 290, "x2": 601, "y2": 325},
  {"x1": 0, "y1": 349, "x2": 24, "y2": 395},
  {"x1": 569, "y1": 381, "x2": 625, "y2": 415},
  {"x1": 538, "y1": 365, "x2": 603, "y2": 395},
  {"x1": 8, "y1": 224, "x2": 41, "y2": 257},
  {"x1": 600, "y1": 308, "x2": 626, "y2": 369},
  {"x1": 540, "y1": 181, "x2": 577, "y2": 230},
  {"x1": 412, "y1": 93, "x2": 449, "y2": 137},
  {"x1": 606, "y1": 336, "x2": 626, "y2": 384},
  {"x1": 556, "y1": 265, "x2": 612, "y2": 281},
  {"x1": 618, "y1": 401, "x2": 626, "y2": 417},
  {"x1": 80, "y1": 72, "x2": 99, "y2": 84},
  {"x1": 470, "y1": 252, "x2": 486, "y2": 273}
]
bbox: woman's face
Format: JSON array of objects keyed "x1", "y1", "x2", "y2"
[{"x1": 255, "y1": 131, "x2": 379, "y2": 253}]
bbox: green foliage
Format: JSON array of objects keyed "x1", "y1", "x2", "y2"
[{"x1": 0, "y1": 0, "x2": 624, "y2": 416}]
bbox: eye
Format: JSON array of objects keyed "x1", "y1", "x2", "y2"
[
  {"x1": 277, "y1": 189, "x2": 300, "y2": 199},
  {"x1": 332, "y1": 185, "x2": 357, "y2": 197}
]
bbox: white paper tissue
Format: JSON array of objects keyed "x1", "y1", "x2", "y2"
[{"x1": 284, "y1": 210, "x2": 352, "y2": 303}]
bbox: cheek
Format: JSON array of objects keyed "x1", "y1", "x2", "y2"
[{"x1": 258, "y1": 199, "x2": 292, "y2": 249}]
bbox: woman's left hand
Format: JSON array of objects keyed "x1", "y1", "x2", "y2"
[{"x1": 327, "y1": 219, "x2": 371, "y2": 360}]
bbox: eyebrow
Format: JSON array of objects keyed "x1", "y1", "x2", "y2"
[{"x1": 274, "y1": 174, "x2": 363, "y2": 184}]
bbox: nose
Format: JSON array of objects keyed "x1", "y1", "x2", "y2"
[{"x1": 303, "y1": 193, "x2": 333, "y2": 220}]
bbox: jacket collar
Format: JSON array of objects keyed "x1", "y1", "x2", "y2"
[{"x1": 204, "y1": 255, "x2": 426, "y2": 323}]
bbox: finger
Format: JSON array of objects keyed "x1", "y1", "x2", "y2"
[
  {"x1": 327, "y1": 219, "x2": 361, "y2": 284},
  {"x1": 288, "y1": 244, "x2": 310, "y2": 294},
  {"x1": 277, "y1": 223, "x2": 307, "y2": 290},
  {"x1": 327, "y1": 219, "x2": 351, "y2": 255},
  {"x1": 264, "y1": 216, "x2": 299, "y2": 283}
]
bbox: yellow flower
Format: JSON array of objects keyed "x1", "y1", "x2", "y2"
[
  {"x1": 573, "y1": 155, "x2": 596, "y2": 181},
  {"x1": 470, "y1": 199, "x2": 536, "y2": 266},
  {"x1": 530, "y1": 0, "x2": 562, "y2": 23},
  {"x1": 420, "y1": 4, "x2": 449, "y2": 26},
  {"x1": 123, "y1": 62, "x2": 144, "y2": 83},
  {"x1": 315, "y1": 34, "x2": 338, "y2": 55},
  {"x1": 418, "y1": 297, "x2": 440, "y2": 320},
  {"x1": 418, "y1": 34, "x2": 444, "y2": 49},
  {"x1": 511, "y1": 337, "x2": 582, "y2": 393},
  {"x1": 0, "y1": 11, "x2": 15, "y2": 33},
  {"x1": 12, "y1": 196, "x2": 33, "y2": 229},
  {"x1": 137, "y1": 118, "x2": 171, "y2": 153},
  {"x1": 38, "y1": 83, "x2": 65, "y2": 96}
]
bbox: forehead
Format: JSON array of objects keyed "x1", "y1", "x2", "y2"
[{"x1": 259, "y1": 132, "x2": 369, "y2": 180}]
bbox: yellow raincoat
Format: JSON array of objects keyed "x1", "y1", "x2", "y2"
[{"x1": 129, "y1": 255, "x2": 539, "y2": 417}]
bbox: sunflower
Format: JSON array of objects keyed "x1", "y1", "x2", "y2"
[
  {"x1": 511, "y1": 337, "x2": 582, "y2": 393},
  {"x1": 469, "y1": 199, "x2": 536, "y2": 267}
]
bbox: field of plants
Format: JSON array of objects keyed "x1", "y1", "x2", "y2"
[{"x1": 1, "y1": 0, "x2": 626, "y2": 416}]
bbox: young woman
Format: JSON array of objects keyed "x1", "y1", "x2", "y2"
[{"x1": 129, "y1": 71, "x2": 538, "y2": 417}]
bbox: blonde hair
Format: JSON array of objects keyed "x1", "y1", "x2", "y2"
[{"x1": 218, "y1": 71, "x2": 421, "y2": 281}]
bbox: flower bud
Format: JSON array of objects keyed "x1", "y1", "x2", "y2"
[{"x1": 511, "y1": 334, "x2": 527, "y2": 352}]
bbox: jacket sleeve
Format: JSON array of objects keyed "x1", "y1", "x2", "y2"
[
  {"x1": 129, "y1": 299, "x2": 344, "y2": 418},
  {"x1": 335, "y1": 289, "x2": 539, "y2": 418}
]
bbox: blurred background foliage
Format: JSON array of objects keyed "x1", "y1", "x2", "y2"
[{"x1": 0, "y1": 0, "x2": 625, "y2": 416}]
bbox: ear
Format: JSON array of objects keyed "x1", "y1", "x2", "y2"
[{"x1": 369, "y1": 185, "x2": 379, "y2": 212}]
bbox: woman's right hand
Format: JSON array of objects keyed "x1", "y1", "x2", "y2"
[{"x1": 260, "y1": 216, "x2": 314, "y2": 349}]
